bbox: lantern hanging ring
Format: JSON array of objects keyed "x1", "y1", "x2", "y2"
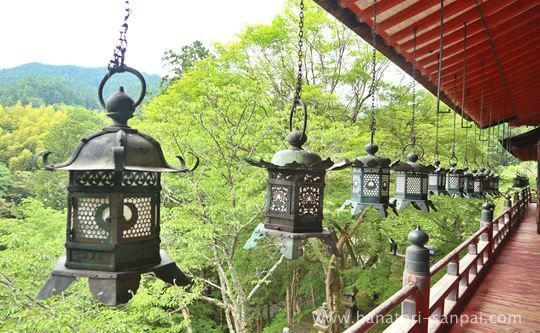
[
  {"x1": 98, "y1": 66, "x2": 147, "y2": 109},
  {"x1": 449, "y1": 151, "x2": 458, "y2": 166},
  {"x1": 401, "y1": 143, "x2": 424, "y2": 160},
  {"x1": 289, "y1": 98, "x2": 308, "y2": 139}
]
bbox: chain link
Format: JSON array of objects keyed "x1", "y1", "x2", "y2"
[
  {"x1": 108, "y1": 0, "x2": 131, "y2": 71},
  {"x1": 410, "y1": 26, "x2": 417, "y2": 145},
  {"x1": 369, "y1": 0, "x2": 377, "y2": 145},
  {"x1": 293, "y1": 0, "x2": 305, "y2": 103}
]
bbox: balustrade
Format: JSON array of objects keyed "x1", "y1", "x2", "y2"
[{"x1": 344, "y1": 187, "x2": 531, "y2": 333}]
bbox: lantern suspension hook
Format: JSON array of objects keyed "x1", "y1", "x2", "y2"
[
  {"x1": 289, "y1": 0, "x2": 308, "y2": 140},
  {"x1": 479, "y1": 60, "x2": 487, "y2": 142},
  {"x1": 471, "y1": 121, "x2": 479, "y2": 169},
  {"x1": 368, "y1": 0, "x2": 378, "y2": 146},
  {"x1": 461, "y1": 23, "x2": 472, "y2": 129},
  {"x1": 108, "y1": 0, "x2": 131, "y2": 72},
  {"x1": 435, "y1": 0, "x2": 450, "y2": 115}
]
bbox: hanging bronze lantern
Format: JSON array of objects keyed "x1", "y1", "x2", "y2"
[
  {"x1": 243, "y1": 102, "x2": 338, "y2": 259},
  {"x1": 341, "y1": 144, "x2": 394, "y2": 217},
  {"x1": 244, "y1": 0, "x2": 338, "y2": 260},
  {"x1": 428, "y1": 160, "x2": 448, "y2": 196},
  {"x1": 34, "y1": 67, "x2": 197, "y2": 305},
  {"x1": 479, "y1": 167, "x2": 492, "y2": 195},
  {"x1": 446, "y1": 162, "x2": 466, "y2": 197},
  {"x1": 513, "y1": 175, "x2": 529, "y2": 188},
  {"x1": 390, "y1": 149, "x2": 436, "y2": 212}
]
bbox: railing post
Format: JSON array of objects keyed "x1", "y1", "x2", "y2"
[
  {"x1": 448, "y1": 255, "x2": 459, "y2": 302},
  {"x1": 479, "y1": 202, "x2": 494, "y2": 264},
  {"x1": 468, "y1": 243, "x2": 477, "y2": 277},
  {"x1": 402, "y1": 227, "x2": 430, "y2": 333},
  {"x1": 504, "y1": 195, "x2": 512, "y2": 227}
]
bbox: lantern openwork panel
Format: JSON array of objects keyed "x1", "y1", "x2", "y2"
[
  {"x1": 266, "y1": 169, "x2": 326, "y2": 233},
  {"x1": 66, "y1": 170, "x2": 161, "y2": 271},
  {"x1": 351, "y1": 166, "x2": 391, "y2": 203}
]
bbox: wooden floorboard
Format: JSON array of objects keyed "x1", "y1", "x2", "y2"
[{"x1": 448, "y1": 203, "x2": 540, "y2": 333}]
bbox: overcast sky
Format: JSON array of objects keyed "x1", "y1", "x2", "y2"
[{"x1": 0, "y1": 0, "x2": 285, "y2": 75}]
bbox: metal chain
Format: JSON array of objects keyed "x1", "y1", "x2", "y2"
[
  {"x1": 451, "y1": 74, "x2": 457, "y2": 158},
  {"x1": 293, "y1": 0, "x2": 305, "y2": 103},
  {"x1": 108, "y1": 0, "x2": 131, "y2": 71},
  {"x1": 434, "y1": 0, "x2": 443, "y2": 159},
  {"x1": 410, "y1": 26, "x2": 417, "y2": 145},
  {"x1": 369, "y1": 0, "x2": 377, "y2": 145},
  {"x1": 479, "y1": 60, "x2": 485, "y2": 139},
  {"x1": 472, "y1": 100, "x2": 478, "y2": 166}
]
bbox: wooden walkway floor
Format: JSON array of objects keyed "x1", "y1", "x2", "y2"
[{"x1": 448, "y1": 203, "x2": 540, "y2": 333}]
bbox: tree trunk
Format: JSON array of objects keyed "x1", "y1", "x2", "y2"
[{"x1": 181, "y1": 307, "x2": 193, "y2": 333}]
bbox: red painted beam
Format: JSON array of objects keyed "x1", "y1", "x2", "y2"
[{"x1": 418, "y1": 8, "x2": 538, "y2": 69}]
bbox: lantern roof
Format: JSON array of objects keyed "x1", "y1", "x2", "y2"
[
  {"x1": 40, "y1": 88, "x2": 192, "y2": 173},
  {"x1": 390, "y1": 152, "x2": 434, "y2": 173},
  {"x1": 430, "y1": 160, "x2": 447, "y2": 174},
  {"x1": 348, "y1": 143, "x2": 391, "y2": 168},
  {"x1": 246, "y1": 130, "x2": 334, "y2": 171}
]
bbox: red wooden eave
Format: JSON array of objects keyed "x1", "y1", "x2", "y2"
[{"x1": 314, "y1": 0, "x2": 540, "y2": 127}]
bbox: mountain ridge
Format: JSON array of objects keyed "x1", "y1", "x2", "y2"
[{"x1": 0, "y1": 62, "x2": 161, "y2": 109}]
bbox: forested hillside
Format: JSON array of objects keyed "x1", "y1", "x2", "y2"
[
  {"x1": 0, "y1": 1, "x2": 535, "y2": 333},
  {"x1": 0, "y1": 62, "x2": 161, "y2": 109}
]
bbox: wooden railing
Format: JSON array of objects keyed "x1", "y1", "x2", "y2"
[{"x1": 344, "y1": 187, "x2": 531, "y2": 333}]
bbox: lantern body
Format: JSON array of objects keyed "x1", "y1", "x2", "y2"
[
  {"x1": 390, "y1": 153, "x2": 435, "y2": 212},
  {"x1": 265, "y1": 168, "x2": 326, "y2": 233},
  {"x1": 341, "y1": 144, "x2": 393, "y2": 217},
  {"x1": 428, "y1": 161, "x2": 448, "y2": 196},
  {"x1": 66, "y1": 170, "x2": 161, "y2": 271}
]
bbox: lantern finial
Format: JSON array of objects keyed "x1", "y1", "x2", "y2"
[
  {"x1": 105, "y1": 86, "x2": 135, "y2": 127},
  {"x1": 287, "y1": 129, "x2": 307, "y2": 149},
  {"x1": 365, "y1": 143, "x2": 378, "y2": 155}
]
